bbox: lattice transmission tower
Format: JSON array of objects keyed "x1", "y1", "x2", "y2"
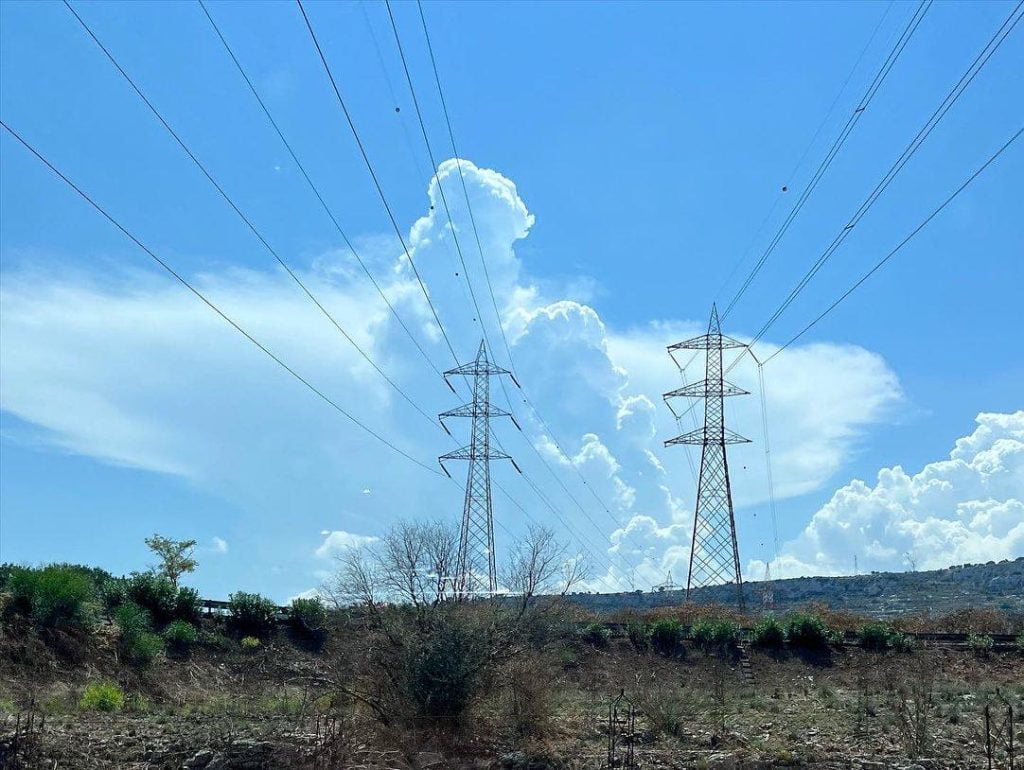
[
  {"x1": 439, "y1": 340, "x2": 519, "y2": 599},
  {"x1": 664, "y1": 305, "x2": 750, "y2": 609}
]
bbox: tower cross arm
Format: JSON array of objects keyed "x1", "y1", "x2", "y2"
[
  {"x1": 663, "y1": 379, "x2": 750, "y2": 399},
  {"x1": 664, "y1": 427, "x2": 751, "y2": 446},
  {"x1": 668, "y1": 333, "x2": 747, "y2": 352}
]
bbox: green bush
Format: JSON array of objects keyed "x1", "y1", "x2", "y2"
[
  {"x1": 99, "y1": 578, "x2": 128, "y2": 614},
  {"x1": 162, "y1": 620, "x2": 198, "y2": 653},
  {"x1": 967, "y1": 633, "x2": 994, "y2": 653},
  {"x1": 79, "y1": 682, "x2": 125, "y2": 712},
  {"x1": 399, "y1": 622, "x2": 487, "y2": 718},
  {"x1": 578, "y1": 622, "x2": 610, "y2": 648},
  {"x1": 858, "y1": 622, "x2": 893, "y2": 651},
  {"x1": 890, "y1": 632, "x2": 916, "y2": 653},
  {"x1": 124, "y1": 572, "x2": 178, "y2": 625},
  {"x1": 288, "y1": 597, "x2": 327, "y2": 632},
  {"x1": 691, "y1": 618, "x2": 739, "y2": 650},
  {"x1": 228, "y1": 592, "x2": 278, "y2": 638},
  {"x1": 7, "y1": 565, "x2": 95, "y2": 629},
  {"x1": 1016, "y1": 631, "x2": 1024, "y2": 652},
  {"x1": 241, "y1": 635, "x2": 262, "y2": 652},
  {"x1": 114, "y1": 603, "x2": 163, "y2": 666},
  {"x1": 626, "y1": 620, "x2": 650, "y2": 652},
  {"x1": 751, "y1": 617, "x2": 786, "y2": 648},
  {"x1": 785, "y1": 613, "x2": 830, "y2": 650},
  {"x1": 173, "y1": 586, "x2": 202, "y2": 624},
  {"x1": 649, "y1": 619, "x2": 683, "y2": 657}
]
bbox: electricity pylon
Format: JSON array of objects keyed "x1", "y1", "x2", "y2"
[
  {"x1": 664, "y1": 305, "x2": 750, "y2": 609},
  {"x1": 439, "y1": 340, "x2": 519, "y2": 599}
]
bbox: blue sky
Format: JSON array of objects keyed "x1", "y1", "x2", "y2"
[{"x1": 1, "y1": 0, "x2": 1022, "y2": 601}]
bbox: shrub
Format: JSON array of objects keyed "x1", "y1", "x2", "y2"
[
  {"x1": 99, "y1": 578, "x2": 128, "y2": 615},
  {"x1": 79, "y1": 682, "x2": 125, "y2": 712},
  {"x1": 1017, "y1": 631, "x2": 1024, "y2": 652},
  {"x1": 691, "y1": 618, "x2": 739, "y2": 650},
  {"x1": 579, "y1": 622, "x2": 610, "y2": 648},
  {"x1": 173, "y1": 586, "x2": 201, "y2": 624},
  {"x1": 162, "y1": 620, "x2": 198, "y2": 653},
  {"x1": 626, "y1": 620, "x2": 650, "y2": 652},
  {"x1": 241, "y1": 635, "x2": 262, "y2": 652},
  {"x1": 288, "y1": 597, "x2": 327, "y2": 632},
  {"x1": 124, "y1": 572, "x2": 178, "y2": 625},
  {"x1": 859, "y1": 622, "x2": 894, "y2": 651},
  {"x1": 7, "y1": 565, "x2": 95, "y2": 629},
  {"x1": 228, "y1": 592, "x2": 277, "y2": 638},
  {"x1": 649, "y1": 619, "x2": 683, "y2": 657},
  {"x1": 114, "y1": 603, "x2": 163, "y2": 666},
  {"x1": 199, "y1": 630, "x2": 235, "y2": 652},
  {"x1": 751, "y1": 616, "x2": 786, "y2": 649},
  {"x1": 399, "y1": 621, "x2": 487, "y2": 718},
  {"x1": 967, "y1": 633, "x2": 994, "y2": 653},
  {"x1": 786, "y1": 612, "x2": 830, "y2": 649},
  {"x1": 890, "y1": 633, "x2": 916, "y2": 653}
]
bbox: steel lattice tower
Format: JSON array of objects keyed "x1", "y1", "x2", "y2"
[
  {"x1": 439, "y1": 341, "x2": 519, "y2": 599},
  {"x1": 664, "y1": 305, "x2": 750, "y2": 609}
]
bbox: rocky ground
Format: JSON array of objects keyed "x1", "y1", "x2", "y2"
[{"x1": 2, "y1": 618, "x2": 1022, "y2": 769}]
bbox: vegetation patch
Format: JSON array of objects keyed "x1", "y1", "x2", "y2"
[{"x1": 79, "y1": 682, "x2": 125, "y2": 712}]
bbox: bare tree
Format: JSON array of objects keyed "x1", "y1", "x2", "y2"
[{"x1": 504, "y1": 524, "x2": 589, "y2": 615}]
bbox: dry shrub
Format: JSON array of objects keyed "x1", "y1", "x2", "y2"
[
  {"x1": 500, "y1": 654, "x2": 560, "y2": 739},
  {"x1": 795, "y1": 602, "x2": 869, "y2": 632},
  {"x1": 642, "y1": 602, "x2": 748, "y2": 628},
  {"x1": 893, "y1": 607, "x2": 1011, "y2": 634}
]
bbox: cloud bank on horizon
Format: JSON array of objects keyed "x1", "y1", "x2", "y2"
[{"x1": 2, "y1": 157, "x2": 1019, "y2": 593}]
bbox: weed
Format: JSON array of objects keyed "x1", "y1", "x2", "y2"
[
  {"x1": 241, "y1": 635, "x2": 262, "y2": 652},
  {"x1": 859, "y1": 622, "x2": 894, "y2": 651},
  {"x1": 79, "y1": 682, "x2": 125, "y2": 712},
  {"x1": 691, "y1": 618, "x2": 739, "y2": 650},
  {"x1": 785, "y1": 612, "x2": 830, "y2": 649},
  {"x1": 114, "y1": 602, "x2": 163, "y2": 665},
  {"x1": 649, "y1": 619, "x2": 683, "y2": 657},
  {"x1": 625, "y1": 620, "x2": 649, "y2": 652},
  {"x1": 7, "y1": 565, "x2": 95, "y2": 629},
  {"x1": 751, "y1": 616, "x2": 785, "y2": 649},
  {"x1": 228, "y1": 592, "x2": 278, "y2": 638},
  {"x1": 162, "y1": 619, "x2": 198, "y2": 654},
  {"x1": 967, "y1": 633, "x2": 994, "y2": 653},
  {"x1": 578, "y1": 622, "x2": 610, "y2": 648}
]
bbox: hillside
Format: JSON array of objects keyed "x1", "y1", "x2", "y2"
[{"x1": 568, "y1": 557, "x2": 1024, "y2": 617}]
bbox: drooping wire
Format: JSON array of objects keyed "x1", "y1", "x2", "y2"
[
  {"x1": 713, "y1": 0, "x2": 895, "y2": 305},
  {"x1": 64, "y1": 0, "x2": 452, "y2": 439},
  {"x1": 0, "y1": 119, "x2": 442, "y2": 477},
  {"x1": 741, "y1": 1, "x2": 1023, "y2": 358},
  {"x1": 196, "y1": 0, "x2": 445, "y2": 385},
  {"x1": 724, "y1": 0, "x2": 1022, "y2": 378},
  {"x1": 413, "y1": 0, "x2": 628, "y2": 530},
  {"x1": 61, "y1": 2, "x2": 624, "y2": 581},
  {"x1": 764, "y1": 124, "x2": 1023, "y2": 363},
  {"x1": 368, "y1": 0, "x2": 644, "y2": 570},
  {"x1": 295, "y1": 0, "x2": 462, "y2": 370},
  {"x1": 720, "y1": 0, "x2": 932, "y2": 321}
]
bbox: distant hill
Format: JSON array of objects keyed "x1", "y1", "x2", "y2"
[{"x1": 567, "y1": 556, "x2": 1024, "y2": 617}]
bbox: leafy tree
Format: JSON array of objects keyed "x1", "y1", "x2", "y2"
[{"x1": 144, "y1": 534, "x2": 197, "y2": 587}]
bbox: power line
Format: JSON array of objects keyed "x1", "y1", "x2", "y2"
[
  {"x1": 720, "y1": 0, "x2": 932, "y2": 321},
  {"x1": 764, "y1": 124, "x2": 1023, "y2": 363},
  {"x1": 196, "y1": 0, "x2": 446, "y2": 385},
  {"x1": 196, "y1": 0, "x2": 618, "y2": 575},
  {"x1": 381, "y1": 0, "x2": 640, "y2": 588},
  {"x1": 64, "y1": 0, "x2": 447, "y2": 435},
  {"x1": 0, "y1": 119, "x2": 442, "y2": 477},
  {"x1": 295, "y1": 0, "x2": 462, "y2": 370},
  {"x1": 54, "y1": 4, "x2": 625, "y2": 583},
  {"x1": 413, "y1": 0, "x2": 628, "y2": 531},
  {"x1": 713, "y1": 0, "x2": 895, "y2": 305},
  {"x1": 743, "y1": 0, "x2": 1022, "y2": 355}
]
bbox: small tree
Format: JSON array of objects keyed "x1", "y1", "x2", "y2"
[{"x1": 144, "y1": 534, "x2": 197, "y2": 587}]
